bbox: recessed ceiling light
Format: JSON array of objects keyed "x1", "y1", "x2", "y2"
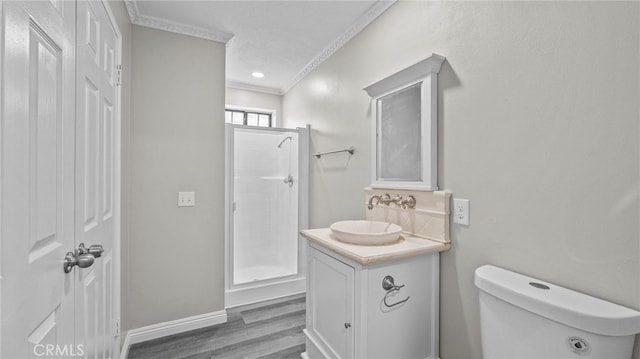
[{"x1": 251, "y1": 72, "x2": 265, "y2": 78}]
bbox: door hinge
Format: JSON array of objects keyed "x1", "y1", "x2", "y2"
[
  {"x1": 114, "y1": 318, "x2": 120, "y2": 337},
  {"x1": 116, "y1": 64, "x2": 122, "y2": 87}
]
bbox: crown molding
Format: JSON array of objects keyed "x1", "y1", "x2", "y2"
[
  {"x1": 124, "y1": 0, "x2": 395, "y2": 96},
  {"x1": 283, "y1": 0, "x2": 397, "y2": 94},
  {"x1": 124, "y1": 0, "x2": 234, "y2": 44},
  {"x1": 363, "y1": 53, "x2": 446, "y2": 98},
  {"x1": 226, "y1": 81, "x2": 284, "y2": 96}
]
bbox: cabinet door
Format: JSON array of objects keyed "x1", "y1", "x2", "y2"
[{"x1": 308, "y1": 248, "x2": 354, "y2": 358}]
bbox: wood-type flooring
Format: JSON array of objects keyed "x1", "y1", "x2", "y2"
[{"x1": 127, "y1": 294, "x2": 306, "y2": 359}]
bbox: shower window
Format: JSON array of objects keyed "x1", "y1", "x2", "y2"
[{"x1": 225, "y1": 108, "x2": 273, "y2": 127}]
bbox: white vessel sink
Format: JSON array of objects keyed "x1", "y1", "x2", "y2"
[{"x1": 329, "y1": 220, "x2": 402, "y2": 245}]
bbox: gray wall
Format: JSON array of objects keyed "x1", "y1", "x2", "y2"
[
  {"x1": 282, "y1": 2, "x2": 640, "y2": 358},
  {"x1": 124, "y1": 25, "x2": 226, "y2": 330}
]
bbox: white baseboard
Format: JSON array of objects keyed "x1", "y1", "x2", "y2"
[
  {"x1": 225, "y1": 276, "x2": 306, "y2": 308},
  {"x1": 120, "y1": 309, "x2": 227, "y2": 359}
]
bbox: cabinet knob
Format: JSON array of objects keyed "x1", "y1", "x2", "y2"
[{"x1": 344, "y1": 322, "x2": 351, "y2": 329}]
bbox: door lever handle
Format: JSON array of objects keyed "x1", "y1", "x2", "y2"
[
  {"x1": 88, "y1": 244, "x2": 104, "y2": 258},
  {"x1": 77, "y1": 243, "x2": 104, "y2": 258}
]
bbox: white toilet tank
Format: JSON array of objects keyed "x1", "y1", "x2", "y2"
[{"x1": 474, "y1": 265, "x2": 640, "y2": 359}]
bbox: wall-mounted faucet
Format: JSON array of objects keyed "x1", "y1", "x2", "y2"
[
  {"x1": 368, "y1": 194, "x2": 391, "y2": 209},
  {"x1": 367, "y1": 193, "x2": 416, "y2": 210}
]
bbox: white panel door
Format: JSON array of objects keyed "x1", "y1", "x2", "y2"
[
  {"x1": 75, "y1": 1, "x2": 119, "y2": 358},
  {"x1": 1, "y1": 1, "x2": 120, "y2": 358},
  {"x1": 1, "y1": 1, "x2": 77, "y2": 357}
]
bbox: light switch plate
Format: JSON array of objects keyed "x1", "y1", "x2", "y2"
[
  {"x1": 178, "y1": 192, "x2": 195, "y2": 207},
  {"x1": 453, "y1": 198, "x2": 469, "y2": 225}
]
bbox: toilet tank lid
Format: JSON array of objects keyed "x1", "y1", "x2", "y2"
[{"x1": 474, "y1": 265, "x2": 640, "y2": 336}]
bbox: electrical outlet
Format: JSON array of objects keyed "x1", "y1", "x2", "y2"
[
  {"x1": 178, "y1": 191, "x2": 195, "y2": 207},
  {"x1": 453, "y1": 198, "x2": 469, "y2": 225}
]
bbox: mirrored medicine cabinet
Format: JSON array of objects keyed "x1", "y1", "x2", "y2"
[{"x1": 364, "y1": 53, "x2": 445, "y2": 190}]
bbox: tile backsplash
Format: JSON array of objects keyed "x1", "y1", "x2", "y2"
[{"x1": 365, "y1": 188, "x2": 451, "y2": 243}]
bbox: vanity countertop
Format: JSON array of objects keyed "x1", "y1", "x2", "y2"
[{"x1": 300, "y1": 228, "x2": 449, "y2": 265}]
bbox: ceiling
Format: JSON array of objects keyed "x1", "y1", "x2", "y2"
[{"x1": 125, "y1": 0, "x2": 396, "y2": 95}]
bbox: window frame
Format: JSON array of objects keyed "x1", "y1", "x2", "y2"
[{"x1": 225, "y1": 105, "x2": 276, "y2": 128}]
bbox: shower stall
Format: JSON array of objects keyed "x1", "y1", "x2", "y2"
[{"x1": 225, "y1": 124, "x2": 309, "y2": 307}]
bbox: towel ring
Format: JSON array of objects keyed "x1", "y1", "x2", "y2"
[{"x1": 382, "y1": 275, "x2": 410, "y2": 308}]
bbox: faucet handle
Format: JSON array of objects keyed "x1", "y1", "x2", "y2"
[{"x1": 402, "y1": 195, "x2": 416, "y2": 209}]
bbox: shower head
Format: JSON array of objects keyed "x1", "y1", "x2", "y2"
[{"x1": 277, "y1": 136, "x2": 293, "y2": 148}]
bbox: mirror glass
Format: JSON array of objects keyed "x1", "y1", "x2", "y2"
[{"x1": 377, "y1": 83, "x2": 422, "y2": 182}]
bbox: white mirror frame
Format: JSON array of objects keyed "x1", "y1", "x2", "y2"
[{"x1": 364, "y1": 53, "x2": 445, "y2": 190}]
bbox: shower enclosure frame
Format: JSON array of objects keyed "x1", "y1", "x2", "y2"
[{"x1": 224, "y1": 123, "x2": 310, "y2": 308}]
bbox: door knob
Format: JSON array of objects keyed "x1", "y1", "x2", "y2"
[
  {"x1": 63, "y1": 243, "x2": 104, "y2": 273},
  {"x1": 63, "y1": 252, "x2": 95, "y2": 273}
]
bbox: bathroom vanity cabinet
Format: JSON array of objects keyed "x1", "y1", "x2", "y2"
[{"x1": 301, "y1": 229, "x2": 444, "y2": 359}]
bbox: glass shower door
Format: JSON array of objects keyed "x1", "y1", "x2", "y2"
[{"x1": 231, "y1": 127, "x2": 299, "y2": 286}]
